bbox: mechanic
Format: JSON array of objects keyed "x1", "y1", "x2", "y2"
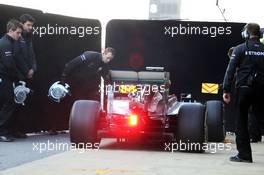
[
  {"x1": 47, "y1": 47, "x2": 114, "y2": 135},
  {"x1": 223, "y1": 23, "x2": 264, "y2": 163},
  {"x1": 0, "y1": 19, "x2": 23, "y2": 142},
  {"x1": 11, "y1": 14, "x2": 37, "y2": 138},
  {"x1": 60, "y1": 47, "x2": 115, "y2": 84},
  {"x1": 227, "y1": 47, "x2": 261, "y2": 143},
  {"x1": 15, "y1": 14, "x2": 37, "y2": 80}
]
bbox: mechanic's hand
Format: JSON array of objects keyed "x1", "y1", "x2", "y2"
[
  {"x1": 223, "y1": 92, "x2": 231, "y2": 104},
  {"x1": 27, "y1": 69, "x2": 34, "y2": 79}
]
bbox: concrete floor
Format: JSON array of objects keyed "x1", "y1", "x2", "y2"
[
  {"x1": 0, "y1": 132, "x2": 69, "y2": 171},
  {"x1": 0, "y1": 134, "x2": 264, "y2": 175}
]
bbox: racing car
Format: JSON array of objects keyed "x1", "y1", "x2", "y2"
[{"x1": 69, "y1": 67, "x2": 225, "y2": 152}]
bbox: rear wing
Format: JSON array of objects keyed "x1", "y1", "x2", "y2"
[
  {"x1": 110, "y1": 70, "x2": 170, "y2": 84},
  {"x1": 110, "y1": 70, "x2": 138, "y2": 82}
]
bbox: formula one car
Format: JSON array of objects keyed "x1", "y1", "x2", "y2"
[{"x1": 69, "y1": 67, "x2": 224, "y2": 152}]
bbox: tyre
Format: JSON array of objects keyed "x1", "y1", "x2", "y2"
[
  {"x1": 69, "y1": 100, "x2": 101, "y2": 147},
  {"x1": 206, "y1": 100, "x2": 225, "y2": 142},
  {"x1": 177, "y1": 103, "x2": 205, "y2": 153}
]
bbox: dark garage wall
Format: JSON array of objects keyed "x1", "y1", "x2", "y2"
[{"x1": 0, "y1": 4, "x2": 101, "y2": 131}]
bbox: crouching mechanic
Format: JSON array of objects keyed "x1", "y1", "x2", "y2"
[
  {"x1": 0, "y1": 19, "x2": 23, "y2": 142},
  {"x1": 61, "y1": 47, "x2": 115, "y2": 84},
  {"x1": 49, "y1": 47, "x2": 115, "y2": 102},
  {"x1": 48, "y1": 47, "x2": 115, "y2": 134},
  {"x1": 223, "y1": 23, "x2": 264, "y2": 163}
]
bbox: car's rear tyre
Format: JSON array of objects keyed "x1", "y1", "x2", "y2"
[
  {"x1": 69, "y1": 100, "x2": 101, "y2": 148},
  {"x1": 206, "y1": 100, "x2": 225, "y2": 142},
  {"x1": 177, "y1": 103, "x2": 205, "y2": 153}
]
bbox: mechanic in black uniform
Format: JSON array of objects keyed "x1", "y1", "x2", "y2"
[
  {"x1": 248, "y1": 28, "x2": 264, "y2": 143},
  {"x1": 60, "y1": 47, "x2": 115, "y2": 84},
  {"x1": 223, "y1": 23, "x2": 264, "y2": 163},
  {"x1": 48, "y1": 47, "x2": 114, "y2": 134},
  {"x1": 228, "y1": 47, "x2": 262, "y2": 143},
  {"x1": 0, "y1": 19, "x2": 23, "y2": 142},
  {"x1": 11, "y1": 14, "x2": 36, "y2": 138},
  {"x1": 15, "y1": 14, "x2": 37, "y2": 80}
]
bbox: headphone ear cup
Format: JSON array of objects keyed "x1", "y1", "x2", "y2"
[
  {"x1": 241, "y1": 24, "x2": 250, "y2": 39},
  {"x1": 241, "y1": 30, "x2": 245, "y2": 38},
  {"x1": 246, "y1": 30, "x2": 250, "y2": 39},
  {"x1": 241, "y1": 30, "x2": 248, "y2": 39}
]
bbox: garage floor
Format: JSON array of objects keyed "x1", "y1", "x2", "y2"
[{"x1": 0, "y1": 134, "x2": 263, "y2": 175}]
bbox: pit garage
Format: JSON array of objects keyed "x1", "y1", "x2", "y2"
[{"x1": 0, "y1": 1, "x2": 264, "y2": 175}]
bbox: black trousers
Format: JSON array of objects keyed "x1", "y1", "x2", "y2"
[
  {"x1": 248, "y1": 107, "x2": 262, "y2": 141},
  {"x1": 0, "y1": 77, "x2": 16, "y2": 135},
  {"x1": 236, "y1": 85, "x2": 264, "y2": 160}
]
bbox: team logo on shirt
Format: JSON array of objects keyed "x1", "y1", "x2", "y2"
[
  {"x1": 80, "y1": 54, "x2": 86, "y2": 61},
  {"x1": 245, "y1": 51, "x2": 264, "y2": 56},
  {"x1": 5, "y1": 51, "x2": 12, "y2": 56}
]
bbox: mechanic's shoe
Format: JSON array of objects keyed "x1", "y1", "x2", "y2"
[
  {"x1": 229, "y1": 155, "x2": 253, "y2": 163},
  {"x1": 12, "y1": 132, "x2": 28, "y2": 138},
  {"x1": 0, "y1": 135, "x2": 14, "y2": 142}
]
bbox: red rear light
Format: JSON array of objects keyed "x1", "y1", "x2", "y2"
[{"x1": 128, "y1": 114, "x2": 138, "y2": 126}]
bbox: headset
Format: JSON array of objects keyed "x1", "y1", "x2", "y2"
[
  {"x1": 241, "y1": 24, "x2": 250, "y2": 39},
  {"x1": 241, "y1": 23, "x2": 263, "y2": 39}
]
